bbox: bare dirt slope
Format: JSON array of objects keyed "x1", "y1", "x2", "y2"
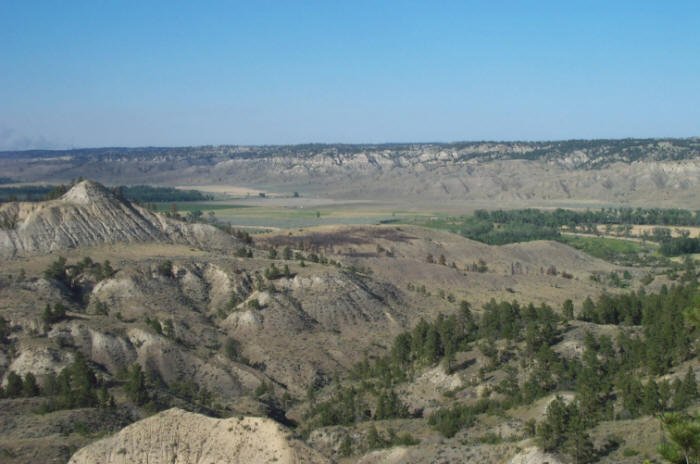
[
  {"x1": 0, "y1": 194, "x2": 663, "y2": 463},
  {"x1": 0, "y1": 180, "x2": 237, "y2": 257},
  {"x1": 68, "y1": 408, "x2": 328, "y2": 464},
  {"x1": 1, "y1": 222, "x2": 631, "y2": 401},
  {"x1": 260, "y1": 224, "x2": 627, "y2": 309}
]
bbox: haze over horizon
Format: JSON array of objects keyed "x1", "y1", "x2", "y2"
[{"x1": 2, "y1": 1, "x2": 699, "y2": 150}]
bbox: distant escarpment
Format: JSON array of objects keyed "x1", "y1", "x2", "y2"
[
  {"x1": 0, "y1": 180, "x2": 236, "y2": 257},
  {"x1": 2, "y1": 138, "x2": 700, "y2": 207}
]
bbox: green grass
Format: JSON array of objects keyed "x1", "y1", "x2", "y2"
[
  {"x1": 558, "y1": 234, "x2": 659, "y2": 265},
  {"x1": 152, "y1": 203, "x2": 251, "y2": 212},
  {"x1": 403, "y1": 215, "x2": 467, "y2": 232},
  {"x1": 149, "y1": 200, "x2": 438, "y2": 229},
  {"x1": 202, "y1": 205, "x2": 435, "y2": 229}
]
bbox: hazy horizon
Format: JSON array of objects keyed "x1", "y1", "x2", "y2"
[
  {"x1": 3, "y1": 135, "x2": 700, "y2": 154},
  {"x1": 2, "y1": 1, "x2": 699, "y2": 150}
]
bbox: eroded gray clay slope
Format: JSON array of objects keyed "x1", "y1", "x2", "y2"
[
  {"x1": 0, "y1": 180, "x2": 236, "y2": 257},
  {"x1": 68, "y1": 408, "x2": 329, "y2": 464},
  {"x1": 2, "y1": 140, "x2": 700, "y2": 206}
]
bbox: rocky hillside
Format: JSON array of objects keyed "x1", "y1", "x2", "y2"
[
  {"x1": 2, "y1": 139, "x2": 700, "y2": 206},
  {"x1": 68, "y1": 408, "x2": 328, "y2": 464},
  {"x1": 0, "y1": 216, "x2": 640, "y2": 462},
  {"x1": 0, "y1": 180, "x2": 237, "y2": 257},
  {"x1": 0, "y1": 188, "x2": 695, "y2": 463}
]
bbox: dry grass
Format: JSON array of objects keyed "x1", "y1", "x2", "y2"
[
  {"x1": 596, "y1": 224, "x2": 700, "y2": 238},
  {"x1": 261, "y1": 224, "x2": 628, "y2": 310},
  {"x1": 2, "y1": 243, "x2": 206, "y2": 274}
]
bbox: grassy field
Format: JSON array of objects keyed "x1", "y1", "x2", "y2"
[
  {"x1": 152, "y1": 202, "x2": 251, "y2": 212},
  {"x1": 209, "y1": 209, "x2": 423, "y2": 229},
  {"x1": 558, "y1": 234, "x2": 660, "y2": 265},
  {"x1": 153, "y1": 201, "x2": 437, "y2": 229},
  {"x1": 407, "y1": 215, "x2": 463, "y2": 231}
]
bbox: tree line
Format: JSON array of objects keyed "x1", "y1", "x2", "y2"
[
  {"x1": 476, "y1": 207, "x2": 700, "y2": 228},
  {"x1": 427, "y1": 207, "x2": 700, "y2": 248},
  {"x1": 0, "y1": 183, "x2": 211, "y2": 203}
]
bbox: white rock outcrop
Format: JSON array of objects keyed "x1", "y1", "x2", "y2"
[
  {"x1": 0, "y1": 180, "x2": 237, "y2": 257},
  {"x1": 68, "y1": 408, "x2": 329, "y2": 464},
  {"x1": 507, "y1": 446, "x2": 563, "y2": 464}
]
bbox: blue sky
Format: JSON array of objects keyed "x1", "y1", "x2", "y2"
[{"x1": 1, "y1": 1, "x2": 699, "y2": 149}]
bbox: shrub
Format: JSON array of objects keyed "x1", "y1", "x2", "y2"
[
  {"x1": 224, "y1": 338, "x2": 241, "y2": 361},
  {"x1": 156, "y1": 260, "x2": 173, "y2": 277}
]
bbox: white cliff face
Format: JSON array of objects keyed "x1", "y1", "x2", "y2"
[
  {"x1": 4, "y1": 345, "x2": 74, "y2": 382},
  {"x1": 68, "y1": 408, "x2": 329, "y2": 464},
  {"x1": 0, "y1": 180, "x2": 237, "y2": 257},
  {"x1": 507, "y1": 447, "x2": 564, "y2": 464},
  {"x1": 203, "y1": 152, "x2": 700, "y2": 207},
  {"x1": 2, "y1": 141, "x2": 700, "y2": 207}
]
